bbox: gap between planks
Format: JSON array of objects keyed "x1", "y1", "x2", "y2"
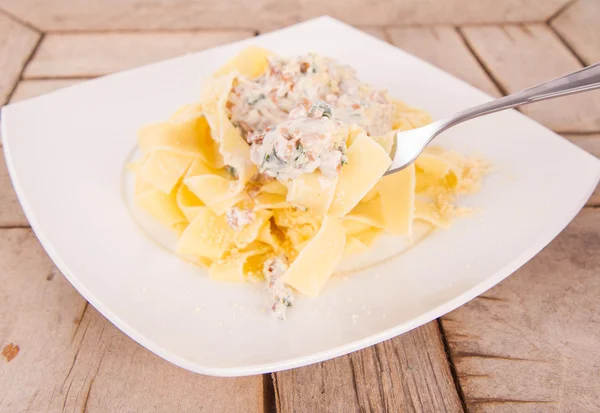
[
  {"x1": 545, "y1": 0, "x2": 579, "y2": 23},
  {"x1": 0, "y1": 3, "x2": 41, "y2": 34},
  {"x1": 263, "y1": 374, "x2": 277, "y2": 413},
  {"x1": 455, "y1": 27, "x2": 509, "y2": 96},
  {"x1": 436, "y1": 319, "x2": 468, "y2": 412},
  {"x1": 548, "y1": 24, "x2": 587, "y2": 66},
  {"x1": 0, "y1": 12, "x2": 40, "y2": 105},
  {"x1": 550, "y1": 0, "x2": 600, "y2": 66},
  {"x1": 4, "y1": 32, "x2": 43, "y2": 103}
]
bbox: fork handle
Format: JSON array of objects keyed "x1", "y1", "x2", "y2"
[{"x1": 441, "y1": 62, "x2": 600, "y2": 130}]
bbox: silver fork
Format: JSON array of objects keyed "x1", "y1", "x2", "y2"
[{"x1": 387, "y1": 62, "x2": 600, "y2": 174}]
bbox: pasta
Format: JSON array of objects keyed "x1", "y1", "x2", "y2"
[{"x1": 130, "y1": 47, "x2": 487, "y2": 319}]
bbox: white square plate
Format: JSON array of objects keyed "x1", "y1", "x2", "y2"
[{"x1": 3, "y1": 17, "x2": 599, "y2": 377}]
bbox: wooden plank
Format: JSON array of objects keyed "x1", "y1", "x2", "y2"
[
  {"x1": 0, "y1": 229, "x2": 265, "y2": 413},
  {"x1": 563, "y1": 133, "x2": 600, "y2": 206},
  {"x1": 461, "y1": 24, "x2": 600, "y2": 133},
  {"x1": 0, "y1": 0, "x2": 570, "y2": 31},
  {"x1": 10, "y1": 79, "x2": 81, "y2": 102},
  {"x1": 441, "y1": 208, "x2": 600, "y2": 412},
  {"x1": 0, "y1": 148, "x2": 28, "y2": 226},
  {"x1": 388, "y1": 26, "x2": 501, "y2": 97},
  {"x1": 0, "y1": 12, "x2": 39, "y2": 104},
  {"x1": 274, "y1": 322, "x2": 463, "y2": 413},
  {"x1": 23, "y1": 31, "x2": 255, "y2": 78},
  {"x1": 551, "y1": 0, "x2": 600, "y2": 65}
]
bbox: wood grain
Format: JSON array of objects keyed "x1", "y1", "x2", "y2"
[
  {"x1": 0, "y1": 229, "x2": 265, "y2": 413},
  {"x1": 551, "y1": 0, "x2": 600, "y2": 65},
  {"x1": 442, "y1": 209, "x2": 600, "y2": 412},
  {"x1": 0, "y1": 12, "x2": 39, "y2": 104},
  {"x1": 0, "y1": 0, "x2": 570, "y2": 31},
  {"x1": 388, "y1": 26, "x2": 501, "y2": 97},
  {"x1": 461, "y1": 24, "x2": 600, "y2": 133},
  {"x1": 563, "y1": 133, "x2": 600, "y2": 206},
  {"x1": 0, "y1": 148, "x2": 28, "y2": 226},
  {"x1": 274, "y1": 321, "x2": 463, "y2": 413},
  {"x1": 9, "y1": 78, "x2": 81, "y2": 102},
  {"x1": 23, "y1": 31, "x2": 255, "y2": 78}
]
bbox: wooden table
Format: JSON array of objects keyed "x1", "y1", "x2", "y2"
[{"x1": 1, "y1": 0, "x2": 599, "y2": 411}]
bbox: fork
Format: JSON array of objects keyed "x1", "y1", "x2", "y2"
[{"x1": 387, "y1": 62, "x2": 600, "y2": 174}]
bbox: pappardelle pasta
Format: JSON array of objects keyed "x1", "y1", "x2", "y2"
[{"x1": 129, "y1": 47, "x2": 487, "y2": 319}]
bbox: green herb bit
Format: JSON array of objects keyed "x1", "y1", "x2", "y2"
[
  {"x1": 310, "y1": 101, "x2": 333, "y2": 118},
  {"x1": 248, "y1": 93, "x2": 266, "y2": 105},
  {"x1": 293, "y1": 146, "x2": 307, "y2": 164},
  {"x1": 225, "y1": 165, "x2": 238, "y2": 178}
]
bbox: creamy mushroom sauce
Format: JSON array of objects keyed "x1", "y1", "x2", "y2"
[{"x1": 227, "y1": 53, "x2": 395, "y2": 180}]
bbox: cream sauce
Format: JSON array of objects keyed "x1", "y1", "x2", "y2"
[
  {"x1": 227, "y1": 53, "x2": 395, "y2": 141},
  {"x1": 249, "y1": 104, "x2": 347, "y2": 180}
]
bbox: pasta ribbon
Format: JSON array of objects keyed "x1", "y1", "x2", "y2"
[
  {"x1": 282, "y1": 215, "x2": 346, "y2": 297},
  {"x1": 176, "y1": 207, "x2": 235, "y2": 261},
  {"x1": 377, "y1": 163, "x2": 416, "y2": 237},
  {"x1": 286, "y1": 172, "x2": 338, "y2": 215},
  {"x1": 136, "y1": 185, "x2": 187, "y2": 232},
  {"x1": 329, "y1": 134, "x2": 392, "y2": 218},
  {"x1": 138, "y1": 150, "x2": 194, "y2": 194},
  {"x1": 209, "y1": 242, "x2": 271, "y2": 283}
]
